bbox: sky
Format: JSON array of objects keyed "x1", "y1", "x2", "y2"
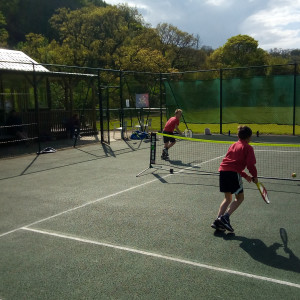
[{"x1": 104, "y1": 0, "x2": 300, "y2": 50}]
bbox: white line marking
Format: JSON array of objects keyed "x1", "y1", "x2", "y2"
[
  {"x1": 0, "y1": 174, "x2": 172, "y2": 238},
  {"x1": 255, "y1": 149, "x2": 300, "y2": 153},
  {"x1": 21, "y1": 227, "x2": 300, "y2": 289},
  {"x1": 0, "y1": 152, "x2": 224, "y2": 239}
]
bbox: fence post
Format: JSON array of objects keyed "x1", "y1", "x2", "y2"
[
  {"x1": 159, "y1": 73, "x2": 163, "y2": 132},
  {"x1": 98, "y1": 70, "x2": 104, "y2": 142},
  {"x1": 293, "y1": 63, "x2": 297, "y2": 136},
  {"x1": 119, "y1": 70, "x2": 124, "y2": 138},
  {"x1": 220, "y1": 68, "x2": 223, "y2": 134},
  {"x1": 32, "y1": 63, "x2": 41, "y2": 153}
]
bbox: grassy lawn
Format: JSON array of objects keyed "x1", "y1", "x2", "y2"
[
  {"x1": 97, "y1": 106, "x2": 300, "y2": 136},
  {"x1": 186, "y1": 123, "x2": 300, "y2": 135},
  {"x1": 107, "y1": 118, "x2": 300, "y2": 135}
]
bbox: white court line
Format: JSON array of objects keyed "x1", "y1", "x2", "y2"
[
  {"x1": 255, "y1": 149, "x2": 300, "y2": 153},
  {"x1": 21, "y1": 227, "x2": 300, "y2": 289},
  {"x1": 0, "y1": 154, "x2": 224, "y2": 239},
  {"x1": 0, "y1": 173, "x2": 172, "y2": 238}
]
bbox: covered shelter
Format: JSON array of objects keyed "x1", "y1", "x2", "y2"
[{"x1": 0, "y1": 49, "x2": 98, "y2": 143}]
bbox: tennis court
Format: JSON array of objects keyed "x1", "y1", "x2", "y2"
[{"x1": 0, "y1": 136, "x2": 299, "y2": 299}]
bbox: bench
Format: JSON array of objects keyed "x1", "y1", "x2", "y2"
[{"x1": 0, "y1": 126, "x2": 17, "y2": 144}]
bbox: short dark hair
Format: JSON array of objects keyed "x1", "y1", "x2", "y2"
[{"x1": 238, "y1": 126, "x2": 252, "y2": 140}]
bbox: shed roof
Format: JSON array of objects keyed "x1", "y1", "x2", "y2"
[{"x1": 0, "y1": 49, "x2": 49, "y2": 72}]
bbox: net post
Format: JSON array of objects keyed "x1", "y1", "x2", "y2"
[
  {"x1": 136, "y1": 132, "x2": 156, "y2": 177},
  {"x1": 150, "y1": 132, "x2": 156, "y2": 166}
]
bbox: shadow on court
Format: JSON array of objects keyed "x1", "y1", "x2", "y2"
[
  {"x1": 1, "y1": 137, "x2": 300, "y2": 299},
  {"x1": 214, "y1": 230, "x2": 300, "y2": 274},
  {"x1": 0, "y1": 141, "x2": 149, "y2": 181}
]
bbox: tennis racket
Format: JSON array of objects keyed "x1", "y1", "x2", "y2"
[
  {"x1": 280, "y1": 228, "x2": 288, "y2": 249},
  {"x1": 184, "y1": 129, "x2": 193, "y2": 138},
  {"x1": 255, "y1": 182, "x2": 270, "y2": 204}
]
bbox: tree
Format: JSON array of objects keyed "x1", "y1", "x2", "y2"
[
  {"x1": 114, "y1": 47, "x2": 174, "y2": 73},
  {"x1": 155, "y1": 23, "x2": 206, "y2": 70},
  {"x1": 290, "y1": 49, "x2": 300, "y2": 64},
  {"x1": 48, "y1": 5, "x2": 147, "y2": 68},
  {"x1": 0, "y1": 0, "x2": 107, "y2": 47},
  {"x1": 208, "y1": 34, "x2": 269, "y2": 68},
  {"x1": 0, "y1": 11, "x2": 8, "y2": 47},
  {"x1": 17, "y1": 4, "x2": 175, "y2": 73},
  {"x1": 112, "y1": 25, "x2": 174, "y2": 72},
  {"x1": 17, "y1": 33, "x2": 74, "y2": 65}
]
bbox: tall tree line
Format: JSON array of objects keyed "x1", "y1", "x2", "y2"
[{"x1": 0, "y1": 0, "x2": 300, "y2": 73}]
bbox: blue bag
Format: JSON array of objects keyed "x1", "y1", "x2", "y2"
[{"x1": 130, "y1": 131, "x2": 149, "y2": 140}]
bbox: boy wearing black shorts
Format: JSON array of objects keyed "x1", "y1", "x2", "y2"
[
  {"x1": 161, "y1": 109, "x2": 183, "y2": 159},
  {"x1": 211, "y1": 126, "x2": 258, "y2": 232}
]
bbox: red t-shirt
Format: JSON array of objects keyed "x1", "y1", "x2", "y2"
[
  {"x1": 164, "y1": 117, "x2": 179, "y2": 132},
  {"x1": 219, "y1": 139, "x2": 257, "y2": 178}
]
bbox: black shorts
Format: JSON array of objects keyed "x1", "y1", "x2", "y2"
[
  {"x1": 219, "y1": 171, "x2": 243, "y2": 194},
  {"x1": 163, "y1": 131, "x2": 176, "y2": 143}
]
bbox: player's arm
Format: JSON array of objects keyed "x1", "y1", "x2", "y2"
[
  {"x1": 241, "y1": 171, "x2": 253, "y2": 183},
  {"x1": 174, "y1": 125, "x2": 182, "y2": 135},
  {"x1": 246, "y1": 146, "x2": 258, "y2": 182}
]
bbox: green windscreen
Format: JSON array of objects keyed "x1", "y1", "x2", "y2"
[
  {"x1": 222, "y1": 75, "x2": 294, "y2": 124},
  {"x1": 165, "y1": 74, "x2": 299, "y2": 126},
  {"x1": 164, "y1": 79, "x2": 220, "y2": 123}
]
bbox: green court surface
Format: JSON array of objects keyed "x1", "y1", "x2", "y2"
[{"x1": 0, "y1": 139, "x2": 299, "y2": 299}]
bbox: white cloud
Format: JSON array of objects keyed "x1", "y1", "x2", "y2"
[
  {"x1": 104, "y1": 0, "x2": 300, "y2": 50},
  {"x1": 205, "y1": 0, "x2": 232, "y2": 6},
  {"x1": 241, "y1": 0, "x2": 300, "y2": 49}
]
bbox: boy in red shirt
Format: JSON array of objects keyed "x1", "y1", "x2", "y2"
[
  {"x1": 211, "y1": 126, "x2": 258, "y2": 232},
  {"x1": 161, "y1": 109, "x2": 183, "y2": 159}
]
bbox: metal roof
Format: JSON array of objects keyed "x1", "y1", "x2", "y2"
[{"x1": 0, "y1": 49, "x2": 49, "y2": 72}]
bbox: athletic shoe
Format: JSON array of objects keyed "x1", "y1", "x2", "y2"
[
  {"x1": 161, "y1": 149, "x2": 169, "y2": 160},
  {"x1": 161, "y1": 154, "x2": 169, "y2": 160},
  {"x1": 218, "y1": 215, "x2": 234, "y2": 232},
  {"x1": 211, "y1": 219, "x2": 226, "y2": 231}
]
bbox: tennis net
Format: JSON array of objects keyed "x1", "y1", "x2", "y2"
[{"x1": 138, "y1": 132, "x2": 300, "y2": 181}]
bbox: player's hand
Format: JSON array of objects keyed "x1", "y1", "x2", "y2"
[
  {"x1": 245, "y1": 175, "x2": 252, "y2": 183},
  {"x1": 252, "y1": 177, "x2": 258, "y2": 184}
]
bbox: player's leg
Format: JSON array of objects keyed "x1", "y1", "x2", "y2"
[
  {"x1": 219, "y1": 193, "x2": 244, "y2": 232},
  {"x1": 211, "y1": 192, "x2": 232, "y2": 231},
  {"x1": 164, "y1": 137, "x2": 176, "y2": 158},
  {"x1": 162, "y1": 134, "x2": 170, "y2": 159},
  {"x1": 217, "y1": 192, "x2": 232, "y2": 217},
  {"x1": 217, "y1": 173, "x2": 243, "y2": 232},
  {"x1": 161, "y1": 141, "x2": 169, "y2": 158},
  {"x1": 167, "y1": 140, "x2": 176, "y2": 149},
  {"x1": 226, "y1": 192, "x2": 244, "y2": 216},
  {"x1": 162, "y1": 135, "x2": 176, "y2": 159}
]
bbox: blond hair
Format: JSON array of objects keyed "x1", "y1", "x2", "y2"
[{"x1": 175, "y1": 109, "x2": 182, "y2": 115}]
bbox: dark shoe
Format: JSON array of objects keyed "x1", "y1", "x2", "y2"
[
  {"x1": 211, "y1": 219, "x2": 226, "y2": 231},
  {"x1": 218, "y1": 215, "x2": 234, "y2": 232},
  {"x1": 161, "y1": 150, "x2": 169, "y2": 160}
]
